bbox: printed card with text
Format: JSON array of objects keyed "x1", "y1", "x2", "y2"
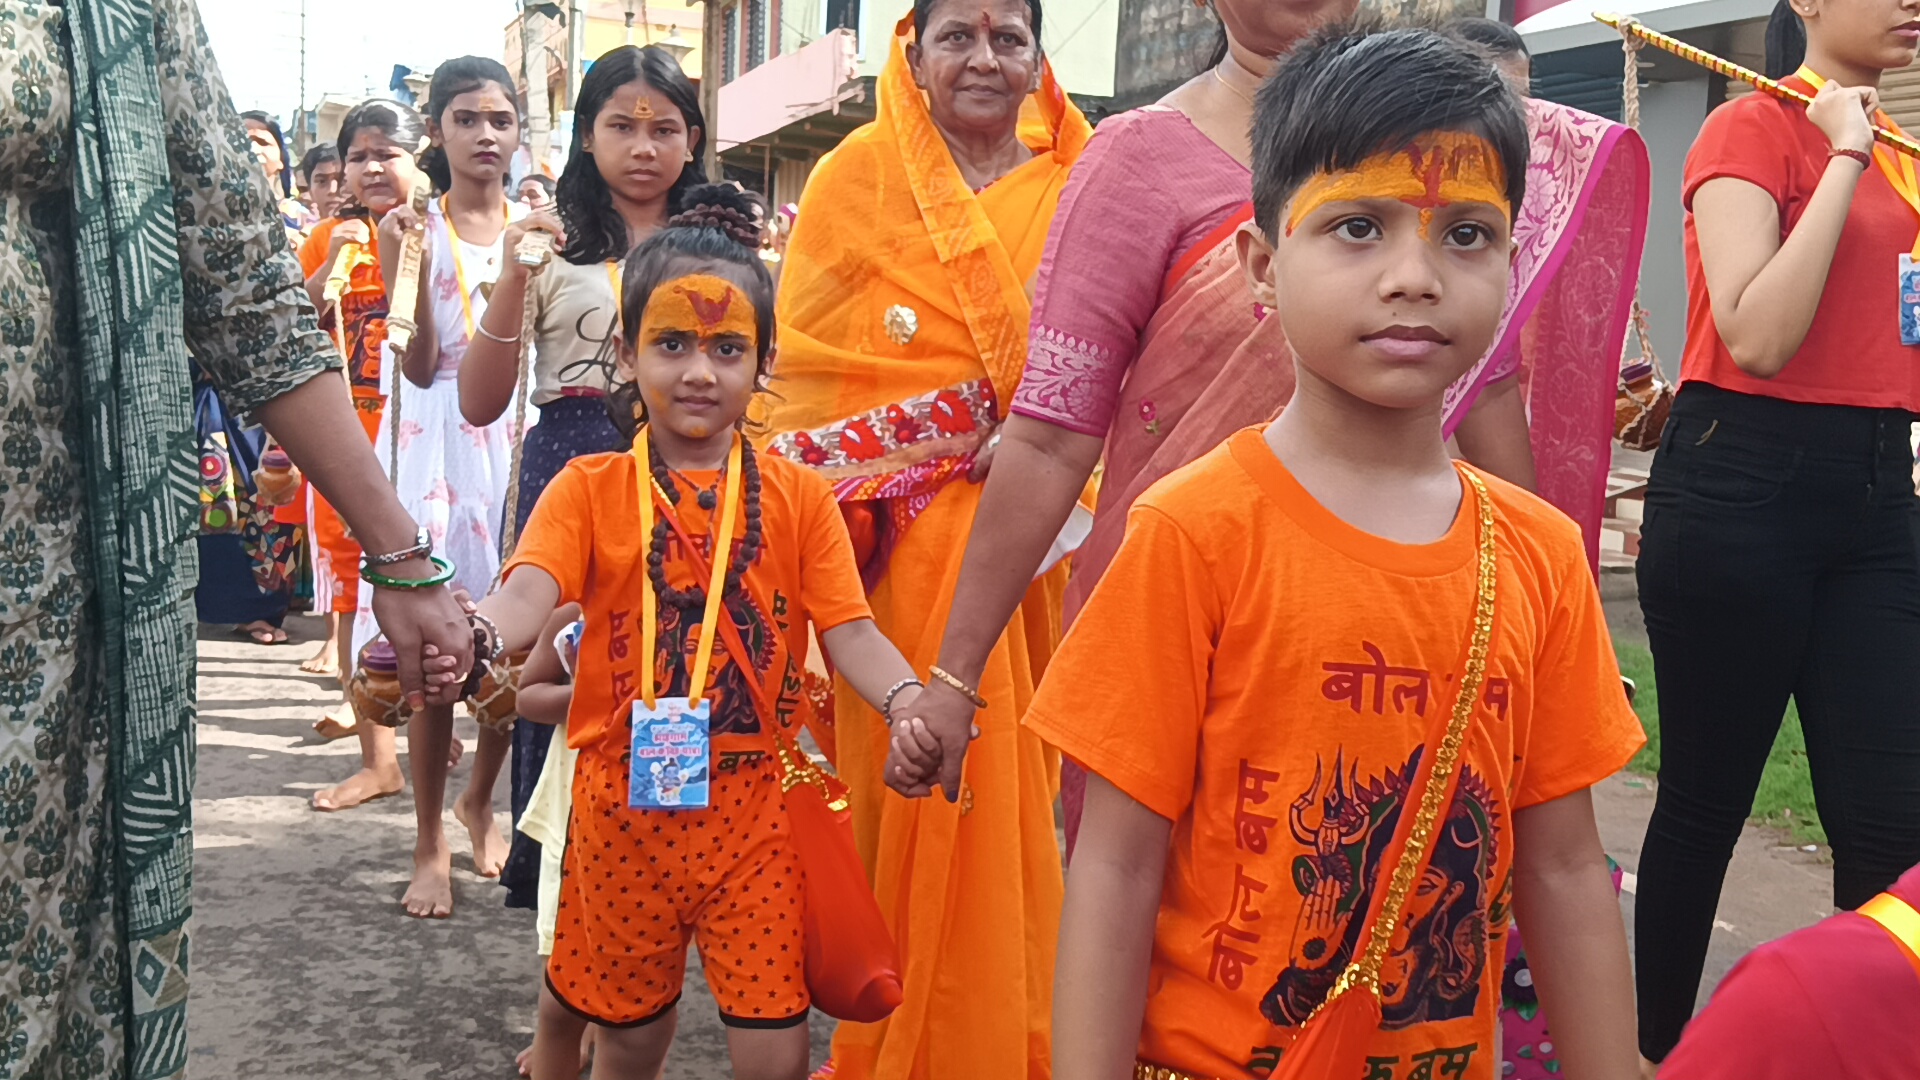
[{"x1": 629, "y1": 697, "x2": 712, "y2": 810}]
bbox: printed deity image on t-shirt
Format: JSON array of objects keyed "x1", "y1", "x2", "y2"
[{"x1": 1260, "y1": 747, "x2": 1505, "y2": 1030}]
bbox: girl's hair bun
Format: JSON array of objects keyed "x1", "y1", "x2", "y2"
[{"x1": 668, "y1": 182, "x2": 763, "y2": 249}]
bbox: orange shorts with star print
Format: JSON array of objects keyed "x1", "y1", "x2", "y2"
[{"x1": 546, "y1": 746, "x2": 809, "y2": 1029}]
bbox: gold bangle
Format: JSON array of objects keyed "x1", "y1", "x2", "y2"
[{"x1": 928, "y1": 665, "x2": 987, "y2": 709}]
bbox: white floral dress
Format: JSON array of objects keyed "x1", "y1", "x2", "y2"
[{"x1": 350, "y1": 201, "x2": 525, "y2": 667}]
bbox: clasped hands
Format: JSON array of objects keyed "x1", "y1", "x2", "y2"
[
  {"x1": 885, "y1": 677, "x2": 983, "y2": 802},
  {"x1": 371, "y1": 586, "x2": 483, "y2": 712}
]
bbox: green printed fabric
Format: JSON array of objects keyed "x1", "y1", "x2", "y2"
[{"x1": 0, "y1": 1, "x2": 337, "y2": 1077}]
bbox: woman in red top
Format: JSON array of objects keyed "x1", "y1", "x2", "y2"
[{"x1": 1634, "y1": 0, "x2": 1920, "y2": 1064}]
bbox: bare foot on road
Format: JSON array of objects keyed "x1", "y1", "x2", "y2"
[
  {"x1": 455, "y1": 793, "x2": 509, "y2": 879},
  {"x1": 310, "y1": 765, "x2": 403, "y2": 812},
  {"x1": 516, "y1": 1022, "x2": 596, "y2": 1077},
  {"x1": 404, "y1": 838, "x2": 454, "y2": 919},
  {"x1": 301, "y1": 642, "x2": 339, "y2": 676},
  {"x1": 311, "y1": 702, "x2": 357, "y2": 741}
]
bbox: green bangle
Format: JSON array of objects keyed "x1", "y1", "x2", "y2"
[{"x1": 359, "y1": 555, "x2": 456, "y2": 590}]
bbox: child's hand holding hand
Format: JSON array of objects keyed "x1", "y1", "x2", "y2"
[{"x1": 887, "y1": 716, "x2": 944, "y2": 799}]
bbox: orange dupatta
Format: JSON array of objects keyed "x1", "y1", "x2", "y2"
[
  {"x1": 759, "y1": 14, "x2": 1089, "y2": 1080},
  {"x1": 761, "y1": 12, "x2": 1089, "y2": 488}
]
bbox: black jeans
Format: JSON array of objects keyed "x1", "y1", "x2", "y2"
[{"x1": 1634, "y1": 383, "x2": 1920, "y2": 1059}]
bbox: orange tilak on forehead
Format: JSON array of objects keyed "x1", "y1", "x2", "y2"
[
  {"x1": 474, "y1": 91, "x2": 512, "y2": 114},
  {"x1": 639, "y1": 275, "x2": 759, "y2": 349},
  {"x1": 1284, "y1": 131, "x2": 1511, "y2": 238}
]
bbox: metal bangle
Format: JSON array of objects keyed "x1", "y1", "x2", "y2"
[
  {"x1": 928, "y1": 665, "x2": 987, "y2": 709},
  {"x1": 364, "y1": 527, "x2": 431, "y2": 567},
  {"x1": 880, "y1": 678, "x2": 924, "y2": 725},
  {"x1": 469, "y1": 611, "x2": 504, "y2": 664},
  {"x1": 475, "y1": 319, "x2": 521, "y2": 344},
  {"x1": 359, "y1": 555, "x2": 457, "y2": 590}
]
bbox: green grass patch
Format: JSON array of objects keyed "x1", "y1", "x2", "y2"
[{"x1": 1615, "y1": 641, "x2": 1825, "y2": 846}]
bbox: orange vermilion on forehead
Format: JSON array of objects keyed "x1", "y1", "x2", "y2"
[
  {"x1": 1284, "y1": 131, "x2": 1511, "y2": 238},
  {"x1": 640, "y1": 274, "x2": 758, "y2": 350},
  {"x1": 475, "y1": 92, "x2": 512, "y2": 113}
]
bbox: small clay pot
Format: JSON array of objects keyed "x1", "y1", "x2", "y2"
[
  {"x1": 348, "y1": 638, "x2": 411, "y2": 728},
  {"x1": 466, "y1": 650, "x2": 531, "y2": 734}
]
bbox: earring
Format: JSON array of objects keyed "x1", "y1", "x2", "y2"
[{"x1": 632, "y1": 398, "x2": 645, "y2": 421}]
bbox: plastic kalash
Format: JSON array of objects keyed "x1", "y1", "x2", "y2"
[
  {"x1": 253, "y1": 447, "x2": 301, "y2": 507},
  {"x1": 348, "y1": 638, "x2": 412, "y2": 728}
]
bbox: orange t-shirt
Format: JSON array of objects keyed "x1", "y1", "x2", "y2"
[
  {"x1": 505, "y1": 448, "x2": 873, "y2": 755},
  {"x1": 299, "y1": 218, "x2": 388, "y2": 398},
  {"x1": 1025, "y1": 428, "x2": 1645, "y2": 1080}
]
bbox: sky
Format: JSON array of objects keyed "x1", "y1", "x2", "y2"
[{"x1": 196, "y1": 0, "x2": 524, "y2": 123}]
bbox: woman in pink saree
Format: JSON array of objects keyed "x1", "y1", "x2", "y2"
[{"x1": 901, "y1": 11, "x2": 1651, "y2": 833}]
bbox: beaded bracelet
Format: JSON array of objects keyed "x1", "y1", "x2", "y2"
[
  {"x1": 880, "y1": 678, "x2": 924, "y2": 725},
  {"x1": 359, "y1": 555, "x2": 457, "y2": 590},
  {"x1": 1830, "y1": 146, "x2": 1872, "y2": 170},
  {"x1": 469, "y1": 611, "x2": 504, "y2": 664}
]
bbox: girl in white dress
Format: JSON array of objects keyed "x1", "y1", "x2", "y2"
[{"x1": 364, "y1": 56, "x2": 528, "y2": 918}]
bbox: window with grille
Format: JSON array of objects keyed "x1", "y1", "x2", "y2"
[
  {"x1": 722, "y1": 5, "x2": 739, "y2": 83},
  {"x1": 825, "y1": 0, "x2": 857, "y2": 33},
  {"x1": 747, "y1": 0, "x2": 767, "y2": 70}
]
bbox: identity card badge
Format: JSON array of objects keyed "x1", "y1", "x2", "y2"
[
  {"x1": 629, "y1": 697, "x2": 711, "y2": 810},
  {"x1": 1902, "y1": 254, "x2": 1920, "y2": 347}
]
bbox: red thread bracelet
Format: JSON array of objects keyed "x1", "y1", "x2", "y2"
[{"x1": 1830, "y1": 146, "x2": 1873, "y2": 169}]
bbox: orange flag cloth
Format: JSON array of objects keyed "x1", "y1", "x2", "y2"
[{"x1": 757, "y1": 11, "x2": 1090, "y2": 1079}]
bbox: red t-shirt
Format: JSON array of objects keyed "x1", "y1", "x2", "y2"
[
  {"x1": 1681, "y1": 78, "x2": 1920, "y2": 410},
  {"x1": 1660, "y1": 865, "x2": 1920, "y2": 1079}
]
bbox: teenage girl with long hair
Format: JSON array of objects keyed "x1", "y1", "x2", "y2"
[
  {"x1": 359, "y1": 56, "x2": 528, "y2": 919},
  {"x1": 303, "y1": 99, "x2": 435, "y2": 809},
  {"x1": 1634, "y1": 0, "x2": 1920, "y2": 1066},
  {"x1": 459, "y1": 44, "x2": 708, "y2": 919}
]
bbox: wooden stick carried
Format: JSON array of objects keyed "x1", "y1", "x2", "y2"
[
  {"x1": 1595, "y1": 12, "x2": 1920, "y2": 159},
  {"x1": 384, "y1": 182, "x2": 433, "y2": 355}
]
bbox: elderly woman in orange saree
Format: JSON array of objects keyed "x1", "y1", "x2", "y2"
[{"x1": 757, "y1": 1, "x2": 1088, "y2": 1076}]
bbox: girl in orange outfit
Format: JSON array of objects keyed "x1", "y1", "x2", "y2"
[
  {"x1": 474, "y1": 184, "x2": 923, "y2": 1080},
  {"x1": 299, "y1": 99, "x2": 432, "y2": 808}
]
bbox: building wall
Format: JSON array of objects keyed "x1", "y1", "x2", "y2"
[
  {"x1": 1636, "y1": 77, "x2": 1711, "y2": 374},
  {"x1": 1108, "y1": 0, "x2": 1217, "y2": 108},
  {"x1": 505, "y1": 5, "x2": 705, "y2": 117}
]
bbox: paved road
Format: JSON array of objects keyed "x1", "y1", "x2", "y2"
[
  {"x1": 186, "y1": 616, "x2": 832, "y2": 1080},
  {"x1": 185, "y1": 611, "x2": 1837, "y2": 1077}
]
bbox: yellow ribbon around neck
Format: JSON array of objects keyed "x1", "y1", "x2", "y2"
[
  {"x1": 634, "y1": 426, "x2": 743, "y2": 710},
  {"x1": 439, "y1": 195, "x2": 511, "y2": 339},
  {"x1": 1797, "y1": 66, "x2": 1920, "y2": 253}
]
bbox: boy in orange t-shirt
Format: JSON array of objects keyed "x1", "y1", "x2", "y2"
[{"x1": 886, "y1": 25, "x2": 1645, "y2": 1080}]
